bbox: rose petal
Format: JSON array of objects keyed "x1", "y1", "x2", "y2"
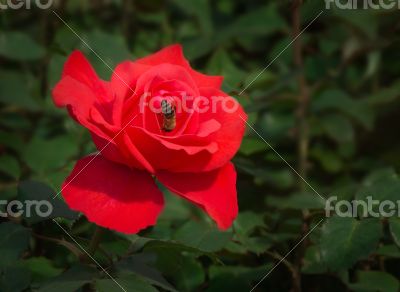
[
  {"x1": 111, "y1": 61, "x2": 151, "y2": 100},
  {"x1": 197, "y1": 87, "x2": 247, "y2": 171},
  {"x1": 90, "y1": 132, "x2": 155, "y2": 173},
  {"x1": 126, "y1": 126, "x2": 220, "y2": 171},
  {"x1": 53, "y1": 76, "x2": 110, "y2": 139},
  {"x1": 53, "y1": 51, "x2": 116, "y2": 138},
  {"x1": 135, "y1": 44, "x2": 223, "y2": 89},
  {"x1": 156, "y1": 162, "x2": 238, "y2": 230},
  {"x1": 62, "y1": 155, "x2": 164, "y2": 234},
  {"x1": 62, "y1": 50, "x2": 110, "y2": 101}
]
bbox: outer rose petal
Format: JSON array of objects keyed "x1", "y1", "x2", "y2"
[
  {"x1": 53, "y1": 76, "x2": 110, "y2": 140},
  {"x1": 135, "y1": 44, "x2": 223, "y2": 89},
  {"x1": 198, "y1": 87, "x2": 247, "y2": 171},
  {"x1": 62, "y1": 155, "x2": 164, "y2": 234},
  {"x1": 53, "y1": 51, "x2": 115, "y2": 139},
  {"x1": 156, "y1": 162, "x2": 238, "y2": 230},
  {"x1": 61, "y1": 50, "x2": 109, "y2": 101}
]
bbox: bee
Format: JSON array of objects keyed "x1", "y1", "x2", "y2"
[{"x1": 161, "y1": 99, "x2": 176, "y2": 132}]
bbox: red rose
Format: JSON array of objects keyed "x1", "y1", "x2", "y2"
[{"x1": 52, "y1": 44, "x2": 247, "y2": 234}]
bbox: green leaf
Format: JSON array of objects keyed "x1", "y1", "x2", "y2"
[
  {"x1": 207, "y1": 49, "x2": 246, "y2": 87},
  {"x1": 251, "y1": 167, "x2": 295, "y2": 190},
  {"x1": 389, "y1": 218, "x2": 400, "y2": 248},
  {"x1": 367, "y1": 80, "x2": 400, "y2": 105},
  {"x1": 0, "y1": 263, "x2": 31, "y2": 292},
  {"x1": 259, "y1": 112, "x2": 295, "y2": 142},
  {"x1": 0, "y1": 222, "x2": 30, "y2": 267},
  {"x1": 22, "y1": 135, "x2": 79, "y2": 174},
  {"x1": 320, "y1": 113, "x2": 354, "y2": 143},
  {"x1": 225, "y1": 3, "x2": 286, "y2": 38},
  {"x1": 23, "y1": 257, "x2": 62, "y2": 282},
  {"x1": 234, "y1": 211, "x2": 266, "y2": 237},
  {"x1": 115, "y1": 254, "x2": 177, "y2": 292},
  {"x1": 208, "y1": 265, "x2": 272, "y2": 291},
  {"x1": 312, "y1": 89, "x2": 374, "y2": 130},
  {"x1": 81, "y1": 30, "x2": 131, "y2": 79},
  {"x1": 37, "y1": 265, "x2": 98, "y2": 292},
  {"x1": 96, "y1": 274, "x2": 158, "y2": 292},
  {"x1": 376, "y1": 245, "x2": 400, "y2": 258},
  {"x1": 231, "y1": 212, "x2": 271, "y2": 254},
  {"x1": 302, "y1": 245, "x2": 327, "y2": 274},
  {"x1": 0, "y1": 155, "x2": 20, "y2": 179},
  {"x1": 240, "y1": 236, "x2": 272, "y2": 255},
  {"x1": 170, "y1": 255, "x2": 205, "y2": 291},
  {"x1": 209, "y1": 265, "x2": 273, "y2": 284},
  {"x1": 310, "y1": 145, "x2": 343, "y2": 173},
  {"x1": 18, "y1": 180, "x2": 79, "y2": 223},
  {"x1": 356, "y1": 168, "x2": 400, "y2": 206},
  {"x1": 47, "y1": 54, "x2": 68, "y2": 89},
  {"x1": 320, "y1": 217, "x2": 382, "y2": 271},
  {"x1": 0, "y1": 32, "x2": 45, "y2": 61},
  {"x1": 332, "y1": 9, "x2": 378, "y2": 39},
  {"x1": 135, "y1": 236, "x2": 222, "y2": 264},
  {"x1": 0, "y1": 70, "x2": 39, "y2": 110},
  {"x1": 0, "y1": 131, "x2": 24, "y2": 153},
  {"x1": 348, "y1": 271, "x2": 399, "y2": 292},
  {"x1": 173, "y1": 221, "x2": 231, "y2": 252},
  {"x1": 170, "y1": 0, "x2": 212, "y2": 35},
  {"x1": 239, "y1": 137, "x2": 266, "y2": 156},
  {"x1": 266, "y1": 192, "x2": 325, "y2": 210}
]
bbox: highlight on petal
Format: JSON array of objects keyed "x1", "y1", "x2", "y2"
[
  {"x1": 156, "y1": 162, "x2": 238, "y2": 230},
  {"x1": 61, "y1": 50, "x2": 109, "y2": 99},
  {"x1": 62, "y1": 50, "x2": 99, "y2": 87},
  {"x1": 62, "y1": 155, "x2": 164, "y2": 234}
]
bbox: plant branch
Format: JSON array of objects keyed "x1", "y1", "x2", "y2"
[
  {"x1": 88, "y1": 226, "x2": 104, "y2": 256},
  {"x1": 292, "y1": 0, "x2": 311, "y2": 291}
]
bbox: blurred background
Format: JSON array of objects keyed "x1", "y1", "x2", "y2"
[{"x1": 1, "y1": 0, "x2": 400, "y2": 291}]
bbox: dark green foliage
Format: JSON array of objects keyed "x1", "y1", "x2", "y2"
[{"x1": 0, "y1": 0, "x2": 400, "y2": 291}]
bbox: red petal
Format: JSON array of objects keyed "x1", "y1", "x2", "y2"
[
  {"x1": 125, "y1": 126, "x2": 219, "y2": 172},
  {"x1": 198, "y1": 87, "x2": 247, "y2": 171},
  {"x1": 52, "y1": 51, "x2": 115, "y2": 138},
  {"x1": 111, "y1": 61, "x2": 151, "y2": 100},
  {"x1": 52, "y1": 76, "x2": 106, "y2": 138},
  {"x1": 62, "y1": 51, "x2": 98, "y2": 86},
  {"x1": 62, "y1": 155, "x2": 164, "y2": 234},
  {"x1": 61, "y1": 50, "x2": 109, "y2": 100},
  {"x1": 156, "y1": 163, "x2": 238, "y2": 230},
  {"x1": 135, "y1": 44, "x2": 223, "y2": 89}
]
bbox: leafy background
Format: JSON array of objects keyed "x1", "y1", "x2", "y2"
[{"x1": 1, "y1": 0, "x2": 400, "y2": 291}]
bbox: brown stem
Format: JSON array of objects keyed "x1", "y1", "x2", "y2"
[
  {"x1": 292, "y1": 1, "x2": 312, "y2": 291},
  {"x1": 122, "y1": 0, "x2": 134, "y2": 43},
  {"x1": 88, "y1": 226, "x2": 104, "y2": 256},
  {"x1": 292, "y1": 0, "x2": 309, "y2": 187},
  {"x1": 266, "y1": 251, "x2": 301, "y2": 291}
]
